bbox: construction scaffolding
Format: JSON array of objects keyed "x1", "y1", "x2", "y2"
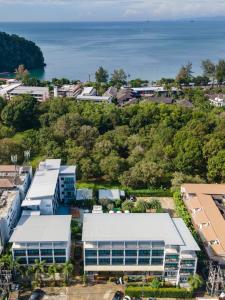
[{"x1": 206, "y1": 261, "x2": 225, "y2": 296}]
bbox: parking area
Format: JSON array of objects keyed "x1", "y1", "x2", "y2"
[{"x1": 29, "y1": 284, "x2": 124, "y2": 300}]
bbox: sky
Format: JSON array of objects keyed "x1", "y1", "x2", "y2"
[{"x1": 0, "y1": 0, "x2": 225, "y2": 22}]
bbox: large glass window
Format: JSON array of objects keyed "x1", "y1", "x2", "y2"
[
  {"x1": 41, "y1": 249, "x2": 52, "y2": 256},
  {"x1": 151, "y1": 258, "x2": 163, "y2": 265},
  {"x1": 14, "y1": 250, "x2": 26, "y2": 257},
  {"x1": 152, "y1": 250, "x2": 164, "y2": 257},
  {"x1": 112, "y1": 258, "x2": 124, "y2": 265},
  {"x1": 139, "y1": 250, "x2": 150, "y2": 257},
  {"x1": 99, "y1": 250, "x2": 110, "y2": 257},
  {"x1": 28, "y1": 257, "x2": 39, "y2": 264},
  {"x1": 85, "y1": 250, "x2": 97, "y2": 257},
  {"x1": 112, "y1": 250, "x2": 124, "y2": 257},
  {"x1": 85, "y1": 258, "x2": 97, "y2": 265},
  {"x1": 165, "y1": 255, "x2": 179, "y2": 261},
  {"x1": 28, "y1": 249, "x2": 39, "y2": 256},
  {"x1": 125, "y1": 258, "x2": 137, "y2": 265},
  {"x1": 99, "y1": 258, "x2": 110, "y2": 265},
  {"x1": 41, "y1": 257, "x2": 53, "y2": 263},
  {"x1": 55, "y1": 257, "x2": 66, "y2": 263},
  {"x1": 125, "y1": 250, "x2": 137, "y2": 257},
  {"x1": 138, "y1": 258, "x2": 150, "y2": 265},
  {"x1": 54, "y1": 249, "x2": 66, "y2": 256},
  {"x1": 165, "y1": 263, "x2": 178, "y2": 268},
  {"x1": 180, "y1": 269, "x2": 194, "y2": 274}
]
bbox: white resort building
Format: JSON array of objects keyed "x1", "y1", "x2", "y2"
[
  {"x1": 82, "y1": 213, "x2": 200, "y2": 285},
  {"x1": 0, "y1": 190, "x2": 21, "y2": 253},
  {"x1": 10, "y1": 215, "x2": 71, "y2": 264},
  {"x1": 22, "y1": 159, "x2": 76, "y2": 215}
]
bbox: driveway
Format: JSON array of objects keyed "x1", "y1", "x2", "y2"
[{"x1": 42, "y1": 284, "x2": 124, "y2": 300}]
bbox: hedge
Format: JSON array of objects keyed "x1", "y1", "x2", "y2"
[{"x1": 125, "y1": 286, "x2": 193, "y2": 298}]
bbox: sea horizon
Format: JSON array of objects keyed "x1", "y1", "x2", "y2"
[{"x1": 1, "y1": 20, "x2": 225, "y2": 81}]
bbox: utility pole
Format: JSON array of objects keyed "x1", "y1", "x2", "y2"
[
  {"x1": 24, "y1": 150, "x2": 30, "y2": 165},
  {"x1": 10, "y1": 155, "x2": 17, "y2": 185}
]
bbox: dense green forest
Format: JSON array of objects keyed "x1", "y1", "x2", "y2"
[
  {"x1": 0, "y1": 32, "x2": 45, "y2": 72},
  {"x1": 0, "y1": 95, "x2": 224, "y2": 188}
]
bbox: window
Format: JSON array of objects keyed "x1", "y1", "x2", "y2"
[
  {"x1": 54, "y1": 249, "x2": 66, "y2": 256},
  {"x1": 112, "y1": 250, "x2": 124, "y2": 257},
  {"x1": 85, "y1": 250, "x2": 97, "y2": 257},
  {"x1": 99, "y1": 258, "x2": 110, "y2": 265},
  {"x1": 125, "y1": 258, "x2": 137, "y2": 265},
  {"x1": 85, "y1": 258, "x2": 97, "y2": 265},
  {"x1": 151, "y1": 258, "x2": 163, "y2": 265},
  {"x1": 180, "y1": 269, "x2": 194, "y2": 275},
  {"x1": 99, "y1": 250, "x2": 110, "y2": 257},
  {"x1": 138, "y1": 258, "x2": 150, "y2": 265},
  {"x1": 125, "y1": 250, "x2": 137, "y2": 257},
  {"x1": 139, "y1": 250, "x2": 150, "y2": 257},
  {"x1": 28, "y1": 249, "x2": 39, "y2": 256},
  {"x1": 55, "y1": 257, "x2": 66, "y2": 263},
  {"x1": 42, "y1": 257, "x2": 53, "y2": 263},
  {"x1": 41, "y1": 249, "x2": 52, "y2": 256},
  {"x1": 165, "y1": 263, "x2": 178, "y2": 268},
  {"x1": 112, "y1": 258, "x2": 123, "y2": 265},
  {"x1": 152, "y1": 250, "x2": 164, "y2": 257},
  {"x1": 28, "y1": 257, "x2": 39, "y2": 264},
  {"x1": 14, "y1": 250, "x2": 26, "y2": 257},
  {"x1": 165, "y1": 255, "x2": 179, "y2": 260}
]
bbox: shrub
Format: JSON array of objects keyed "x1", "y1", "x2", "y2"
[{"x1": 125, "y1": 286, "x2": 193, "y2": 298}]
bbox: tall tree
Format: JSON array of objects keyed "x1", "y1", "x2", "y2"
[
  {"x1": 32, "y1": 259, "x2": 45, "y2": 286},
  {"x1": 1, "y1": 95, "x2": 39, "y2": 130},
  {"x1": 176, "y1": 62, "x2": 193, "y2": 85},
  {"x1": 95, "y1": 66, "x2": 109, "y2": 83},
  {"x1": 201, "y1": 59, "x2": 216, "y2": 84},
  {"x1": 216, "y1": 59, "x2": 225, "y2": 85},
  {"x1": 110, "y1": 69, "x2": 127, "y2": 87},
  {"x1": 62, "y1": 262, "x2": 73, "y2": 284}
]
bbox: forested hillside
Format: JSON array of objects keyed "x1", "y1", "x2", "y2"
[
  {"x1": 0, "y1": 32, "x2": 45, "y2": 72},
  {"x1": 0, "y1": 95, "x2": 224, "y2": 188}
]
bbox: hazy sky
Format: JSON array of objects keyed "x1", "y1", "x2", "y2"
[{"x1": 0, "y1": 0, "x2": 225, "y2": 22}]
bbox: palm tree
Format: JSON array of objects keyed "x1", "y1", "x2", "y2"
[
  {"x1": 188, "y1": 274, "x2": 204, "y2": 291},
  {"x1": 32, "y1": 259, "x2": 46, "y2": 286},
  {"x1": 48, "y1": 264, "x2": 59, "y2": 286},
  {"x1": 62, "y1": 262, "x2": 74, "y2": 285}
]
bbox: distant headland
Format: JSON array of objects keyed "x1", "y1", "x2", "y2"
[{"x1": 0, "y1": 31, "x2": 45, "y2": 73}]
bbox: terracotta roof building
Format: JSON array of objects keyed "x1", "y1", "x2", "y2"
[{"x1": 181, "y1": 184, "x2": 225, "y2": 264}]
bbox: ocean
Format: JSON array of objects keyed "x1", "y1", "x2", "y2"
[{"x1": 1, "y1": 21, "x2": 225, "y2": 81}]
